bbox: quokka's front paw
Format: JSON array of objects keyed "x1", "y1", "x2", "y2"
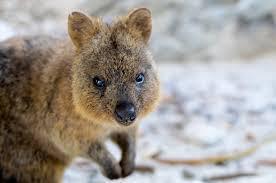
[
  {"x1": 104, "y1": 163, "x2": 122, "y2": 180},
  {"x1": 120, "y1": 159, "x2": 135, "y2": 177}
]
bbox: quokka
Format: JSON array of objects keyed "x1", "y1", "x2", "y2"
[{"x1": 0, "y1": 8, "x2": 160, "y2": 183}]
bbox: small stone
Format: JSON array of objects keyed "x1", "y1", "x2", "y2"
[{"x1": 182, "y1": 169, "x2": 195, "y2": 180}]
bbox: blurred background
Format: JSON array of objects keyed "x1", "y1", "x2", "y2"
[
  {"x1": 1, "y1": 0, "x2": 276, "y2": 61},
  {"x1": 1, "y1": 0, "x2": 276, "y2": 183}
]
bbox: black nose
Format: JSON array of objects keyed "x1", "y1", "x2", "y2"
[{"x1": 115, "y1": 101, "x2": 136, "y2": 125}]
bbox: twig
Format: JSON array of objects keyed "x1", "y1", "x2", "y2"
[
  {"x1": 152, "y1": 144, "x2": 259, "y2": 165},
  {"x1": 257, "y1": 159, "x2": 276, "y2": 166},
  {"x1": 203, "y1": 172, "x2": 257, "y2": 181},
  {"x1": 152, "y1": 133, "x2": 276, "y2": 166}
]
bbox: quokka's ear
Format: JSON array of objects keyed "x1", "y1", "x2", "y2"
[
  {"x1": 126, "y1": 8, "x2": 152, "y2": 43},
  {"x1": 68, "y1": 12, "x2": 100, "y2": 48}
]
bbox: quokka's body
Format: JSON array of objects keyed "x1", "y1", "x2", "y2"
[{"x1": 0, "y1": 8, "x2": 160, "y2": 183}]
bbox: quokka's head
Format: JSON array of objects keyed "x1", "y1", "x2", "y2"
[{"x1": 68, "y1": 8, "x2": 160, "y2": 127}]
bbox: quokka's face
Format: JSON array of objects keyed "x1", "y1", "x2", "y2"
[{"x1": 69, "y1": 8, "x2": 160, "y2": 126}]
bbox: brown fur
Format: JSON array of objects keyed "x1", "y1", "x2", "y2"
[{"x1": 0, "y1": 8, "x2": 160, "y2": 183}]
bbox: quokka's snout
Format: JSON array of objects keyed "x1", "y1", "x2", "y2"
[{"x1": 114, "y1": 101, "x2": 136, "y2": 125}]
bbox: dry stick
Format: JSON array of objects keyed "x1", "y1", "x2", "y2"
[
  {"x1": 151, "y1": 134, "x2": 276, "y2": 166},
  {"x1": 203, "y1": 172, "x2": 258, "y2": 181},
  {"x1": 257, "y1": 159, "x2": 276, "y2": 166},
  {"x1": 152, "y1": 145, "x2": 259, "y2": 165}
]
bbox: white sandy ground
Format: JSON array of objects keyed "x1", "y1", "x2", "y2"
[{"x1": 62, "y1": 56, "x2": 276, "y2": 183}]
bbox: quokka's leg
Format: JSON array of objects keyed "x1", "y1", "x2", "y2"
[
  {"x1": 0, "y1": 120, "x2": 67, "y2": 183},
  {"x1": 0, "y1": 148, "x2": 67, "y2": 183},
  {"x1": 111, "y1": 128, "x2": 137, "y2": 177},
  {"x1": 88, "y1": 142, "x2": 122, "y2": 179}
]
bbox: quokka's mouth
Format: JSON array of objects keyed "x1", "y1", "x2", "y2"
[
  {"x1": 114, "y1": 115, "x2": 136, "y2": 126},
  {"x1": 117, "y1": 120, "x2": 135, "y2": 126}
]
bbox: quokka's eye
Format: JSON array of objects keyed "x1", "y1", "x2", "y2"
[
  {"x1": 135, "y1": 73, "x2": 145, "y2": 84},
  {"x1": 93, "y1": 76, "x2": 105, "y2": 89}
]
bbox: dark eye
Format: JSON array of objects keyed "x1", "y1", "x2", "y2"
[
  {"x1": 93, "y1": 76, "x2": 105, "y2": 89},
  {"x1": 135, "y1": 73, "x2": 145, "y2": 84}
]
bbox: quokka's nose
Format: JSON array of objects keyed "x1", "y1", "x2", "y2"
[{"x1": 115, "y1": 101, "x2": 136, "y2": 125}]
